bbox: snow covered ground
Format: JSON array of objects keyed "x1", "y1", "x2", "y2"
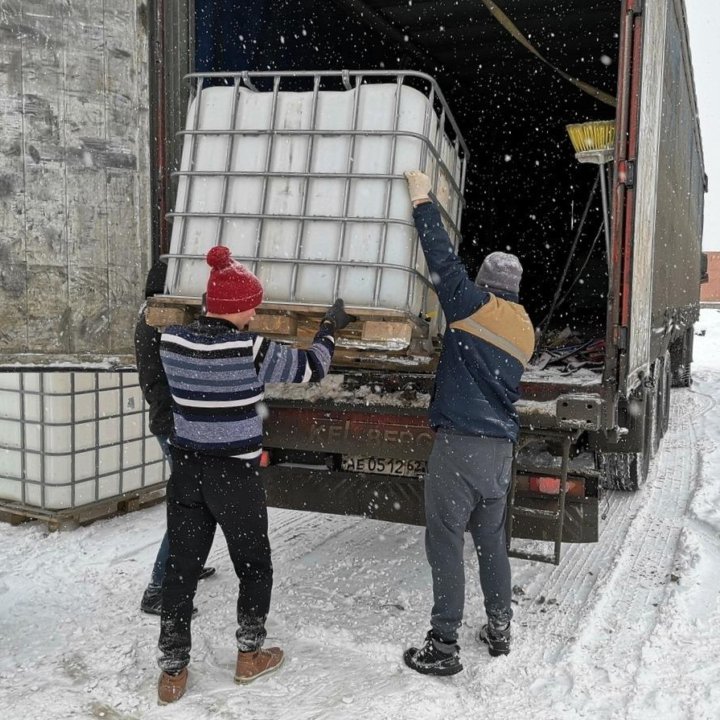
[{"x1": 1, "y1": 310, "x2": 720, "y2": 720}]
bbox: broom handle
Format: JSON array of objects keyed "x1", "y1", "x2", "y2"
[{"x1": 599, "y1": 164, "x2": 612, "y2": 272}]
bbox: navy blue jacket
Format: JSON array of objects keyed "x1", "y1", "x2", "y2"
[{"x1": 413, "y1": 202, "x2": 535, "y2": 442}]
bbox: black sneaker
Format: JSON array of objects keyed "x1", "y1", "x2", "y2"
[
  {"x1": 478, "y1": 623, "x2": 511, "y2": 656},
  {"x1": 403, "y1": 631, "x2": 463, "y2": 676},
  {"x1": 140, "y1": 585, "x2": 198, "y2": 617}
]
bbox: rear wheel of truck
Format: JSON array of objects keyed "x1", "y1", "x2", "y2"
[{"x1": 599, "y1": 386, "x2": 655, "y2": 491}]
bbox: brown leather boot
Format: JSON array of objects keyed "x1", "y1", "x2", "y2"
[
  {"x1": 157, "y1": 667, "x2": 188, "y2": 704},
  {"x1": 234, "y1": 647, "x2": 284, "y2": 684}
]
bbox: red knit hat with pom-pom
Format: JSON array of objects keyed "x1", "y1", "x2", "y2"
[{"x1": 205, "y1": 246, "x2": 263, "y2": 314}]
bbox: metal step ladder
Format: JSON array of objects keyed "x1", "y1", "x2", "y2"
[{"x1": 506, "y1": 433, "x2": 572, "y2": 565}]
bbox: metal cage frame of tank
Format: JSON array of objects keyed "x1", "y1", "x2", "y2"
[
  {"x1": 0, "y1": 371, "x2": 167, "y2": 513},
  {"x1": 163, "y1": 69, "x2": 469, "y2": 321}
]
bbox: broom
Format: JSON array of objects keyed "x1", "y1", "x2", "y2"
[{"x1": 566, "y1": 120, "x2": 615, "y2": 265}]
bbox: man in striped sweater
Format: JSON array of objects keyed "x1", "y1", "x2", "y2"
[{"x1": 156, "y1": 245, "x2": 354, "y2": 704}]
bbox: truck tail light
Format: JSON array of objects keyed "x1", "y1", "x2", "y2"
[
  {"x1": 527, "y1": 475, "x2": 584, "y2": 498},
  {"x1": 260, "y1": 450, "x2": 271, "y2": 468}
]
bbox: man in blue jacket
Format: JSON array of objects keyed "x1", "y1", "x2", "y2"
[{"x1": 402, "y1": 171, "x2": 534, "y2": 676}]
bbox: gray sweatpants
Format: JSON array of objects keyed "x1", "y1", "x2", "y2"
[{"x1": 424, "y1": 430, "x2": 514, "y2": 642}]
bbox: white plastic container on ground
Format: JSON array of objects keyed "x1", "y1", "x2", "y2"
[
  {"x1": 165, "y1": 71, "x2": 467, "y2": 337},
  {"x1": 0, "y1": 372, "x2": 166, "y2": 511}
]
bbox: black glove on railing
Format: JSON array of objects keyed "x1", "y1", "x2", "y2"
[{"x1": 321, "y1": 299, "x2": 356, "y2": 331}]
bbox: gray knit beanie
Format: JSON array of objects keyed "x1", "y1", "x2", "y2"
[{"x1": 475, "y1": 251, "x2": 523, "y2": 296}]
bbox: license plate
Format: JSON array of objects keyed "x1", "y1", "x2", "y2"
[{"x1": 341, "y1": 456, "x2": 427, "y2": 477}]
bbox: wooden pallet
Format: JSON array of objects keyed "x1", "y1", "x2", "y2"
[
  {"x1": 0, "y1": 484, "x2": 167, "y2": 531},
  {"x1": 145, "y1": 296, "x2": 439, "y2": 370}
]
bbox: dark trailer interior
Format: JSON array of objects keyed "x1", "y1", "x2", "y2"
[{"x1": 190, "y1": 0, "x2": 621, "y2": 343}]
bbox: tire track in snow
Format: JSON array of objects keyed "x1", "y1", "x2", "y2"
[{"x1": 508, "y1": 389, "x2": 707, "y2": 717}]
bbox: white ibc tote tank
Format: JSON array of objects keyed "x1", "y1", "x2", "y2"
[
  {"x1": 0, "y1": 372, "x2": 165, "y2": 511},
  {"x1": 165, "y1": 71, "x2": 467, "y2": 336}
]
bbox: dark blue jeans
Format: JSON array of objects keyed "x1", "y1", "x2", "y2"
[{"x1": 149, "y1": 435, "x2": 172, "y2": 588}]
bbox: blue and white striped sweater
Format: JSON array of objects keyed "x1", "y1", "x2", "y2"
[{"x1": 160, "y1": 316, "x2": 334, "y2": 460}]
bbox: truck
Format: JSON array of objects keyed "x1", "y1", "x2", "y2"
[
  {"x1": 0, "y1": 1, "x2": 706, "y2": 559},
  {"x1": 143, "y1": 0, "x2": 706, "y2": 563}
]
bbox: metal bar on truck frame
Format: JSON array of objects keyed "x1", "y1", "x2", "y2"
[
  {"x1": 602, "y1": 0, "x2": 636, "y2": 402},
  {"x1": 599, "y1": 163, "x2": 612, "y2": 270},
  {"x1": 615, "y1": 3, "x2": 644, "y2": 396},
  {"x1": 553, "y1": 435, "x2": 571, "y2": 564}
]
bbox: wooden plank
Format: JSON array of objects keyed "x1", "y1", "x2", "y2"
[
  {"x1": 145, "y1": 304, "x2": 194, "y2": 328},
  {"x1": 143, "y1": 295, "x2": 436, "y2": 364},
  {"x1": 149, "y1": 295, "x2": 203, "y2": 307},
  {"x1": 0, "y1": 353, "x2": 136, "y2": 368},
  {"x1": 362, "y1": 320, "x2": 414, "y2": 346},
  {"x1": 258, "y1": 301, "x2": 425, "y2": 325},
  {"x1": 0, "y1": 483, "x2": 166, "y2": 530},
  {"x1": 248, "y1": 314, "x2": 299, "y2": 336},
  {"x1": 0, "y1": 508, "x2": 29, "y2": 527}
]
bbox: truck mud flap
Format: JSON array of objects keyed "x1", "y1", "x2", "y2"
[{"x1": 510, "y1": 496, "x2": 599, "y2": 545}]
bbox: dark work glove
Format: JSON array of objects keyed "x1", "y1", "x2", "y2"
[{"x1": 321, "y1": 299, "x2": 356, "y2": 331}]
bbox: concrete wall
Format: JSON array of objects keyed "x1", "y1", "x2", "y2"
[
  {"x1": 0, "y1": 0, "x2": 151, "y2": 365},
  {"x1": 701, "y1": 252, "x2": 720, "y2": 302}
]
